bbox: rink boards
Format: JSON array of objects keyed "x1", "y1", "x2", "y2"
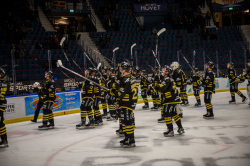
[{"x1": 4, "y1": 77, "x2": 247, "y2": 124}]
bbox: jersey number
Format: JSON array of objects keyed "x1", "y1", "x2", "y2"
[{"x1": 132, "y1": 88, "x2": 137, "y2": 100}]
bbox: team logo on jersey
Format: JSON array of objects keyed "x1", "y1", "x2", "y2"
[{"x1": 29, "y1": 95, "x2": 63, "y2": 110}]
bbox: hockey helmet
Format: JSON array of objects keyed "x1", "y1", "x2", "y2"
[
  {"x1": 120, "y1": 62, "x2": 131, "y2": 73},
  {"x1": 33, "y1": 82, "x2": 40, "y2": 88},
  {"x1": 170, "y1": 62, "x2": 179, "y2": 70},
  {"x1": 90, "y1": 68, "x2": 97, "y2": 75},
  {"x1": 133, "y1": 66, "x2": 141, "y2": 75},
  {"x1": 206, "y1": 61, "x2": 215, "y2": 69},
  {"x1": 109, "y1": 67, "x2": 115, "y2": 73},
  {"x1": 193, "y1": 67, "x2": 199, "y2": 73},
  {"x1": 227, "y1": 62, "x2": 234, "y2": 68},
  {"x1": 102, "y1": 66, "x2": 108, "y2": 71},
  {"x1": 45, "y1": 71, "x2": 54, "y2": 78},
  {"x1": 0, "y1": 68, "x2": 6, "y2": 78},
  {"x1": 141, "y1": 70, "x2": 146, "y2": 74},
  {"x1": 163, "y1": 65, "x2": 173, "y2": 75}
]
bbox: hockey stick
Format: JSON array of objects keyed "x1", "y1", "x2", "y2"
[
  {"x1": 60, "y1": 37, "x2": 73, "y2": 69},
  {"x1": 84, "y1": 52, "x2": 106, "y2": 81},
  {"x1": 203, "y1": 52, "x2": 223, "y2": 74},
  {"x1": 57, "y1": 60, "x2": 109, "y2": 91},
  {"x1": 151, "y1": 50, "x2": 161, "y2": 75},
  {"x1": 59, "y1": 69, "x2": 76, "y2": 84},
  {"x1": 113, "y1": 47, "x2": 119, "y2": 68},
  {"x1": 146, "y1": 61, "x2": 154, "y2": 70},
  {"x1": 104, "y1": 56, "x2": 114, "y2": 64},
  {"x1": 130, "y1": 43, "x2": 136, "y2": 66},
  {"x1": 178, "y1": 50, "x2": 195, "y2": 71}
]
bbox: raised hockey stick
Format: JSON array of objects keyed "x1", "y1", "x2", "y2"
[
  {"x1": 57, "y1": 60, "x2": 109, "y2": 91},
  {"x1": 146, "y1": 61, "x2": 154, "y2": 70},
  {"x1": 178, "y1": 44, "x2": 195, "y2": 71},
  {"x1": 59, "y1": 69, "x2": 76, "y2": 84},
  {"x1": 130, "y1": 43, "x2": 136, "y2": 66},
  {"x1": 104, "y1": 56, "x2": 114, "y2": 64}
]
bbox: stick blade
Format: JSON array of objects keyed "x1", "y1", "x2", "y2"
[
  {"x1": 57, "y1": 60, "x2": 63, "y2": 68},
  {"x1": 60, "y1": 37, "x2": 66, "y2": 47},
  {"x1": 97, "y1": 63, "x2": 101, "y2": 70}
]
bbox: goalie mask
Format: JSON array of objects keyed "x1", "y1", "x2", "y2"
[{"x1": 170, "y1": 62, "x2": 179, "y2": 70}]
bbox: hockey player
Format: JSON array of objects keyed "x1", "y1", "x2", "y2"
[
  {"x1": 140, "y1": 70, "x2": 151, "y2": 109},
  {"x1": 131, "y1": 66, "x2": 141, "y2": 126},
  {"x1": 223, "y1": 62, "x2": 247, "y2": 104},
  {"x1": 158, "y1": 72, "x2": 166, "y2": 123},
  {"x1": 238, "y1": 59, "x2": 250, "y2": 106},
  {"x1": 76, "y1": 68, "x2": 95, "y2": 129},
  {"x1": 154, "y1": 65, "x2": 185, "y2": 137},
  {"x1": 0, "y1": 68, "x2": 8, "y2": 148},
  {"x1": 202, "y1": 61, "x2": 215, "y2": 119},
  {"x1": 151, "y1": 67, "x2": 161, "y2": 110},
  {"x1": 38, "y1": 71, "x2": 56, "y2": 130},
  {"x1": 92, "y1": 68, "x2": 103, "y2": 126},
  {"x1": 118, "y1": 62, "x2": 136, "y2": 147},
  {"x1": 106, "y1": 67, "x2": 117, "y2": 121},
  {"x1": 31, "y1": 82, "x2": 44, "y2": 123},
  {"x1": 187, "y1": 68, "x2": 202, "y2": 107},
  {"x1": 101, "y1": 66, "x2": 109, "y2": 118}
]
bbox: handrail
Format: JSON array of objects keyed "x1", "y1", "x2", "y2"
[
  {"x1": 85, "y1": 0, "x2": 96, "y2": 31},
  {"x1": 206, "y1": 0, "x2": 216, "y2": 27}
]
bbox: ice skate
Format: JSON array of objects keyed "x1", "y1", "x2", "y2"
[
  {"x1": 38, "y1": 125, "x2": 48, "y2": 130},
  {"x1": 183, "y1": 101, "x2": 189, "y2": 106},
  {"x1": 116, "y1": 129, "x2": 125, "y2": 137},
  {"x1": 158, "y1": 116, "x2": 165, "y2": 123},
  {"x1": 229, "y1": 99, "x2": 236, "y2": 104},
  {"x1": 242, "y1": 97, "x2": 247, "y2": 103},
  {"x1": 203, "y1": 112, "x2": 214, "y2": 119},
  {"x1": 142, "y1": 105, "x2": 149, "y2": 110},
  {"x1": 194, "y1": 103, "x2": 201, "y2": 107},
  {"x1": 120, "y1": 137, "x2": 128, "y2": 146},
  {"x1": 180, "y1": 101, "x2": 185, "y2": 106},
  {"x1": 76, "y1": 122, "x2": 87, "y2": 129},
  {"x1": 102, "y1": 113, "x2": 107, "y2": 119},
  {"x1": 47, "y1": 124, "x2": 55, "y2": 129},
  {"x1": 31, "y1": 119, "x2": 37, "y2": 123},
  {"x1": 177, "y1": 128, "x2": 185, "y2": 134},
  {"x1": 151, "y1": 106, "x2": 159, "y2": 111},
  {"x1": 179, "y1": 113, "x2": 183, "y2": 118},
  {"x1": 98, "y1": 119, "x2": 103, "y2": 125},
  {"x1": 163, "y1": 129, "x2": 174, "y2": 137},
  {"x1": 0, "y1": 139, "x2": 8, "y2": 148},
  {"x1": 122, "y1": 138, "x2": 136, "y2": 148},
  {"x1": 95, "y1": 120, "x2": 100, "y2": 126}
]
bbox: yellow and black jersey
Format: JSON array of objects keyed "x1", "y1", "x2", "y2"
[
  {"x1": 0, "y1": 79, "x2": 7, "y2": 111},
  {"x1": 152, "y1": 73, "x2": 161, "y2": 87},
  {"x1": 172, "y1": 69, "x2": 186, "y2": 87},
  {"x1": 107, "y1": 75, "x2": 117, "y2": 92},
  {"x1": 101, "y1": 73, "x2": 109, "y2": 92},
  {"x1": 119, "y1": 75, "x2": 134, "y2": 110},
  {"x1": 239, "y1": 67, "x2": 250, "y2": 83},
  {"x1": 202, "y1": 70, "x2": 215, "y2": 93},
  {"x1": 140, "y1": 75, "x2": 151, "y2": 90},
  {"x1": 94, "y1": 76, "x2": 103, "y2": 99},
  {"x1": 223, "y1": 68, "x2": 237, "y2": 84},
  {"x1": 41, "y1": 78, "x2": 56, "y2": 103},
  {"x1": 187, "y1": 73, "x2": 202, "y2": 90},
  {"x1": 155, "y1": 76, "x2": 181, "y2": 105},
  {"x1": 78, "y1": 76, "x2": 95, "y2": 100},
  {"x1": 131, "y1": 74, "x2": 141, "y2": 103}
]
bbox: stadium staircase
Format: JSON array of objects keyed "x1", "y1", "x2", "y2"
[
  {"x1": 199, "y1": 3, "x2": 216, "y2": 28},
  {"x1": 37, "y1": 6, "x2": 56, "y2": 32},
  {"x1": 240, "y1": 25, "x2": 250, "y2": 52},
  {"x1": 86, "y1": 0, "x2": 106, "y2": 32},
  {"x1": 78, "y1": 32, "x2": 111, "y2": 67}
]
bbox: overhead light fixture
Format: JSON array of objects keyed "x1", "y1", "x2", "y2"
[
  {"x1": 55, "y1": 23, "x2": 59, "y2": 24},
  {"x1": 61, "y1": 17, "x2": 68, "y2": 19}
]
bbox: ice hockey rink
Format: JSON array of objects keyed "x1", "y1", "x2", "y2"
[{"x1": 1, "y1": 91, "x2": 250, "y2": 166}]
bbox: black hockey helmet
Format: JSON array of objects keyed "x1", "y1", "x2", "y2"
[
  {"x1": 206, "y1": 61, "x2": 215, "y2": 69},
  {"x1": 102, "y1": 66, "x2": 108, "y2": 71},
  {"x1": 141, "y1": 69, "x2": 146, "y2": 74},
  {"x1": 179, "y1": 65, "x2": 182, "y2": 69},
  {"x1": 109, "y1": 67, "x2": 115, "y2": 73},
  {"x1": 133, "y1": 66, "x2": 141, "y2": 75},
  {"x1": 90, "y1": 68, "x2": 97, "y2": 75},
  {"x1": 0, "y1": 68, "x2": 6, "y2": 78},
  {"x1": 193, "y1": 67, "x2": 199, "y2": 73},
  {"x1": 163, "y1": 65, "x2": 173, "y2": 75},
  {"x1": 227, "y1": 62, "x2": 234, "y2": 68},
  {"x1": 45, "y1": 70, "x2": 54, "y2": 78},
  {"x1": 120, "y1": 62, "x2": 131, "y2": 73}
]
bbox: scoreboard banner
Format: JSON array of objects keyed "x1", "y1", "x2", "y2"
[{"x1": 134, "y1": 3, "x2": 167, "y2": 13}]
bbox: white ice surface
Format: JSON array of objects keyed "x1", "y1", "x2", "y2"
[{"x1": 1, "y1": 91, "x2": 250, "y2": 166}]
